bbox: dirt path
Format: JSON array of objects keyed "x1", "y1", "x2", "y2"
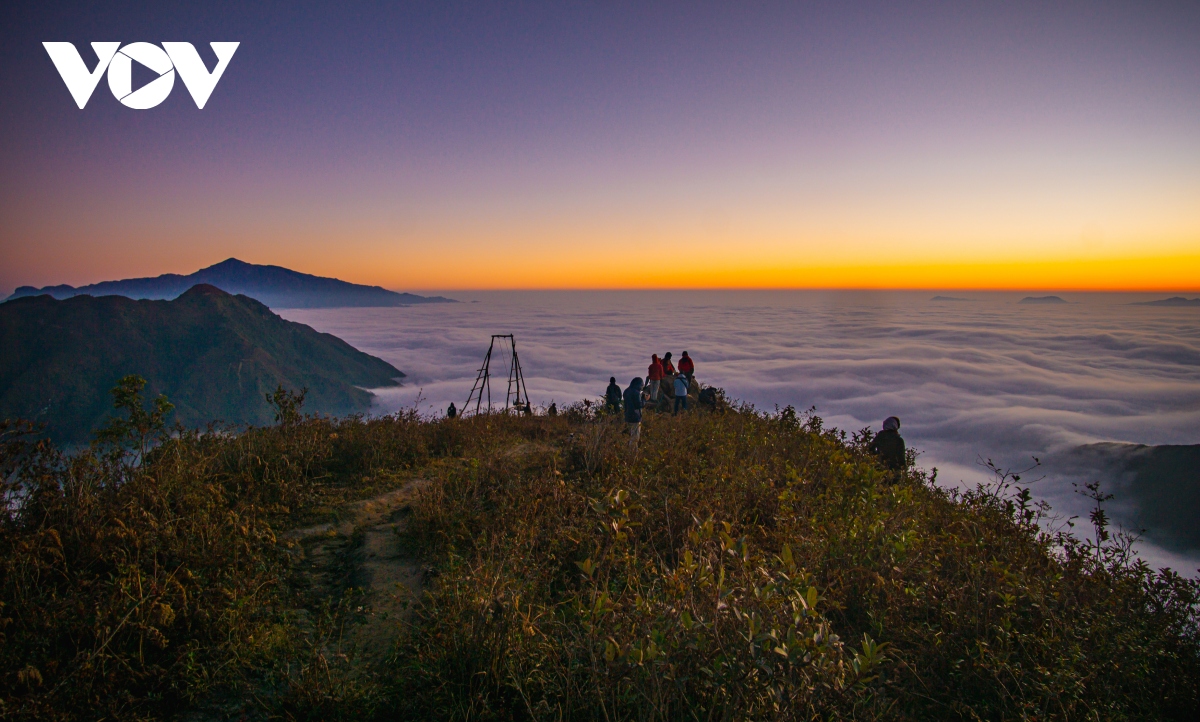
[{"x1": 283, "y1": 479, "x2": 429, "y2": 658}]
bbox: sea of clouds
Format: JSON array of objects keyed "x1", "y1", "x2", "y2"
[{"x1": 280, "y1": 290, "x2": 1200, "y2": 572}]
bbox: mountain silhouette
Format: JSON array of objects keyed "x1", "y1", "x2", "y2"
[
  {"x1": 0, "y1": 285, "x2": 404, "y2": 442},
  {"x1": 1131, "y1": 296, "x2": 1200, "y2": 307},
  {"x1": 1060, "y1": 442, "x2": 1200, "y2": 553},
  {"x1": 4, "y1": 258, "x2": 456, "y2": 309}
]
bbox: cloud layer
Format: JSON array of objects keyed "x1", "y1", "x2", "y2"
[{"x1": 280, "y1": 290, "x2": 1200, "y2": 571}]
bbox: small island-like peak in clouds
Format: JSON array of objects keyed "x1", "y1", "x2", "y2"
[
  {"x1": 1019, "y1": 295, "x2": 1068, "y2": 304},
  {"x1": 1132, "y1": 296, "x2": 1200, "y2": 307}
]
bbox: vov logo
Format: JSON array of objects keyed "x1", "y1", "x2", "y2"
[{"x1": 43, "y1": 42, "x2": 240, "y2": 109}]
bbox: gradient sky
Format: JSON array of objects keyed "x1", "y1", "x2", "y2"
[{"x1": 2, "y1": 1, "x2": 1199, "y2": 292}]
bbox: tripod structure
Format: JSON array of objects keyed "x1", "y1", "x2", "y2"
[{"x1": 464, "y1": 334, "x2": 530, "y2": 415}]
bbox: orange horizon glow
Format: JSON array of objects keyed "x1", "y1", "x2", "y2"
[
  {"x1": 9, "y1": 243, "x2": 1198, "y2": 295},
  {"x1": 271, "y1": 240, "x2": 1200, "y2": 292}
]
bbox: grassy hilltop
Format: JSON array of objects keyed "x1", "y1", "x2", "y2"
[{"x1": 2, "y1": 389, "x2": 1198, "y2": 720}]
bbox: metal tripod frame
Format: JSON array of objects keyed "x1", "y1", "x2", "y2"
[{"x1": 464, "y1": 334, "x2": 530, "y2": 415}]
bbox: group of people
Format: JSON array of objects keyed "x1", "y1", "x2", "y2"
[
  {"x1": 604, "y1": 351, "x2": 704, "y2": 451},
  {"x1": 450, "y1": 348, "x2": 907, "y2": 473}
]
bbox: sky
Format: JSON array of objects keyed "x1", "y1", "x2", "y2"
[{"x1": 2, "y1": 1, "x2": 1200, "y2": 292}]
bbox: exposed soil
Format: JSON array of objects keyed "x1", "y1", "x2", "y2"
[{"x1": 283, "y1": 479, "x2": 429, "y2": 658}]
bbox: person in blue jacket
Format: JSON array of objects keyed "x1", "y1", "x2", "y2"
[{"x1": 673, "y1": 373, "x2": 690, "y2": 414}]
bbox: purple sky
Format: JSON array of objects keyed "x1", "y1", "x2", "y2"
[{"x1": 2, "y1": 1, "x2": 1199, "y2": 291}]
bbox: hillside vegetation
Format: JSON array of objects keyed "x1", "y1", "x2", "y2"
[
  {"x1": 0, "y1": 286, "x2": 403, "y2": 442},
  {"x1": 1, "y1": 386, "x2": 1198, "y2": 720}
]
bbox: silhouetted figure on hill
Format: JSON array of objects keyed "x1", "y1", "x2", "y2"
[
  {"x1": 673, "y1": 373, "x2": 690, "y2": 414},
  {"x1": 624, "y1": 377, "x2": 645, "y2": 452},
  {"x1": 548, "y1": 402, "x2": 558, "y2": 417},
  {"x1": 606, "y1": 377, "x2": 622, "y2": 414},
  {"x1": 647, "y1": 355, "x2": 664, "y2": 402},
  {"x1": 869, "y1": 416, "x2": 906, "y2": 475},
  {"x1": 447, "y1": 402, "x2": 457, "y2": 419},
  {"x1": 678, "y1": 351, "x2": 695, "y2": 380}
]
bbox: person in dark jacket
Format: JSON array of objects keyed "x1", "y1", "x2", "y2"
[
  {"x1": 661, "y1": 352, "x2": 677, "y2": 376},
  {"x1": 623, "y1": 377, "x2": 645, "y2": 451},
  {"x1": 447, "y1": 402, "x2": 457, "y2": 419},
  {"x1": 678, "y1": 351, "x2": 695, "y2": 380},
  {"x1": 606, "y1": 377, "x2": 622, "y2": 414},
  {"x1": 868, "y1": 416, "x2": 906, "y2": 476}
]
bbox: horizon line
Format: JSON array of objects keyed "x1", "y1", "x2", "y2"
[{"x1": 6, "y1": 285, "x2": 1198, "y2": 298}]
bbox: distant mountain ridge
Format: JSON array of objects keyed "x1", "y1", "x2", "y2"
[
  {"x1": 1060, "y1": 442, "x2": 1200, "y2": 553},
  {"x1": 1019, "y1": 295, "x2": 1067, "y2": 304},
  {"x1": 0, "y1": 285, "x2": 404, "y2": 443},
  {"x1": 1131, "y1": 296, "x2": 1200, "y2": 307},
  {"x1": 4, "y1": 258, "x2": 456, "y2": 309}
]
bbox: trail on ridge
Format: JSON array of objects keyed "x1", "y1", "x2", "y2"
[{"x1": 283, "y1": 478, "x2": 429, "y2": 659}]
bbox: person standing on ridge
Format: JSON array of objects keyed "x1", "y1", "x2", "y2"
[
  {"x1": 673, "y1": 373, "x2": 690, "y2": 414},
  {"x1": 662, "y1": 352, "x2": 677, "y2": 377},
  {"x1": 623, "y1": 377, "x2": 645, "y2": 452},
  {"x1": 678, "y1": 351, "x2": 695, "y2": 381},
  {"x1": 869, "y1": 416, "x2": 906, "y2": 476},
  {"x1": 606, "y1": 377, "x2": 622, "y2": 414},
  {"x1": 447, "y1": 402, "x2": 457, "y2": 419},
  {"x1": 548, "y1": 402, "x2": 557, "y2": 417},
  {"x1": 647, "y1": 355, "x2": 664, "y2": 402}
]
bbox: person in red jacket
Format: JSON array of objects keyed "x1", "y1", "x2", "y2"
[
  {"x1": 647, "y1": 354, "x2": 664, "y2": 401},
  {"x1": 678, "y1": 351, "x2": 695, "y2": 380}
]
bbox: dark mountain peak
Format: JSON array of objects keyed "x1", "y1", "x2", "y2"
[
  {"x1": 0, "y1": 290, "x2": 404, "y2": 443},
  {"x1": 180, "y1": 283, "x2": 228, "y2": 297},
  {"x1": 1019, "y1": 295, "x2": 1067, "y2": 304},
  {"x1": 12, "y1": 283, "x2": 77, "y2": 297},
  {"x1": 4, "y1": 260, "x2": 457, "y2": 309}
]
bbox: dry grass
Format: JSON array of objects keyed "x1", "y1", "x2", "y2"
[{"x1": 2, "y1": 390, "x2": 1198, "y2": 720}]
